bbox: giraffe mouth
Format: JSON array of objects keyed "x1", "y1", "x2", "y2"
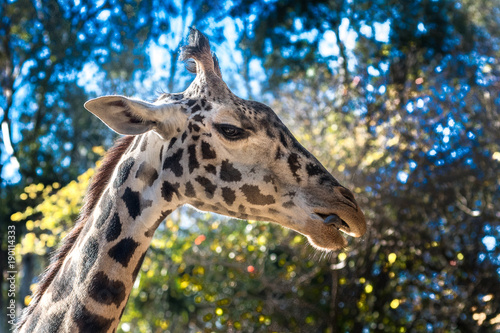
[{"x1": 316, "y1": 213, "x2": 351, "y2": 233}]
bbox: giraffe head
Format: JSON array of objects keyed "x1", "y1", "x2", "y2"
[{"x1": 85, "y1": 28, "x2": 366, "y2": 251}]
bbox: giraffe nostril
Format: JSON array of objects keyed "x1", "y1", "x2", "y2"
[{"x1": 337, "y1": 187, "x2": 357, "y2": 208}]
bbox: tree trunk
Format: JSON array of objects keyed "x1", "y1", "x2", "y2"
[
  {"x1": 19, "y1": 253, "x2": 35, "y2": 312},
  {"x1": 329, "y1": 258, "x2": 339, "y2": 332}
]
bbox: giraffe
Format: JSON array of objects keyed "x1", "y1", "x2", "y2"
[{"x1": 17, "y1": 28, "x2": 366, "y2": 332}]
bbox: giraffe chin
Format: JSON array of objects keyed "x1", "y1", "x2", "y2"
[{"x1": 305, "y1": 222, "x2": 350, "y2": 251}]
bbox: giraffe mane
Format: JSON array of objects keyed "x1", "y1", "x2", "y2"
[{"x1": 17, "y1": 135, "x2": 135, "y2": 330}]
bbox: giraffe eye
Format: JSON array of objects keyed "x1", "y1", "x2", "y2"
[{"x1": 215, "y1": 124, "x2": 247, "y2": 140}]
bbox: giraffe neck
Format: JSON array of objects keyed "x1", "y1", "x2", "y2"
[{"x1": 19, "y1": 133, "x2": 180, "y2": 333}]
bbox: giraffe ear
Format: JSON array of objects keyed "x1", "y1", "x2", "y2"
[{"x1": 84, "y1": 95, "x2": 187, "y2": 139}]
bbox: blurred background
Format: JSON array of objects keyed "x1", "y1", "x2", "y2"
[{"x1": 1, "y1": 0, "x2": 499, "y2": 332}]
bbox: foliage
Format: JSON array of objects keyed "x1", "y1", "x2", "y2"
[{"x1": 11, "y1": 150, "x2": 102, "y2": 257}]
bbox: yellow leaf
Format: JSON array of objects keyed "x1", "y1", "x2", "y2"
[
  {"x1": 365, "y1": 284, "x2": 373, "y2": 294},
  {"x1": 11, "y1": 212, "x2": 23, "y2": 221},
  {"x1": 388, "y1": 253, "x2": 397, "y2": 264},
  {"x1": 92, "y1": 146, "x2": 106, "y2": 156},
  {"x1": 160, "y1": 320, "x2": 169, "y2": 329},
  {"x1": 26, "y1": 220, "x2": 34, "y2": 231},
  {"x1": 257, "y1": 235, "x2": 267, "y2": 245}
]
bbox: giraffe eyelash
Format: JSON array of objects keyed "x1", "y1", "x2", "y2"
[{"x1": 214, "y1": 123, "x2": 248, "y2": 141}]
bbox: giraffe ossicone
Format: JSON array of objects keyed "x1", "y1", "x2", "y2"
[{"x1": 17, "y1": 28, "x2": 366, "y2": 332}]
